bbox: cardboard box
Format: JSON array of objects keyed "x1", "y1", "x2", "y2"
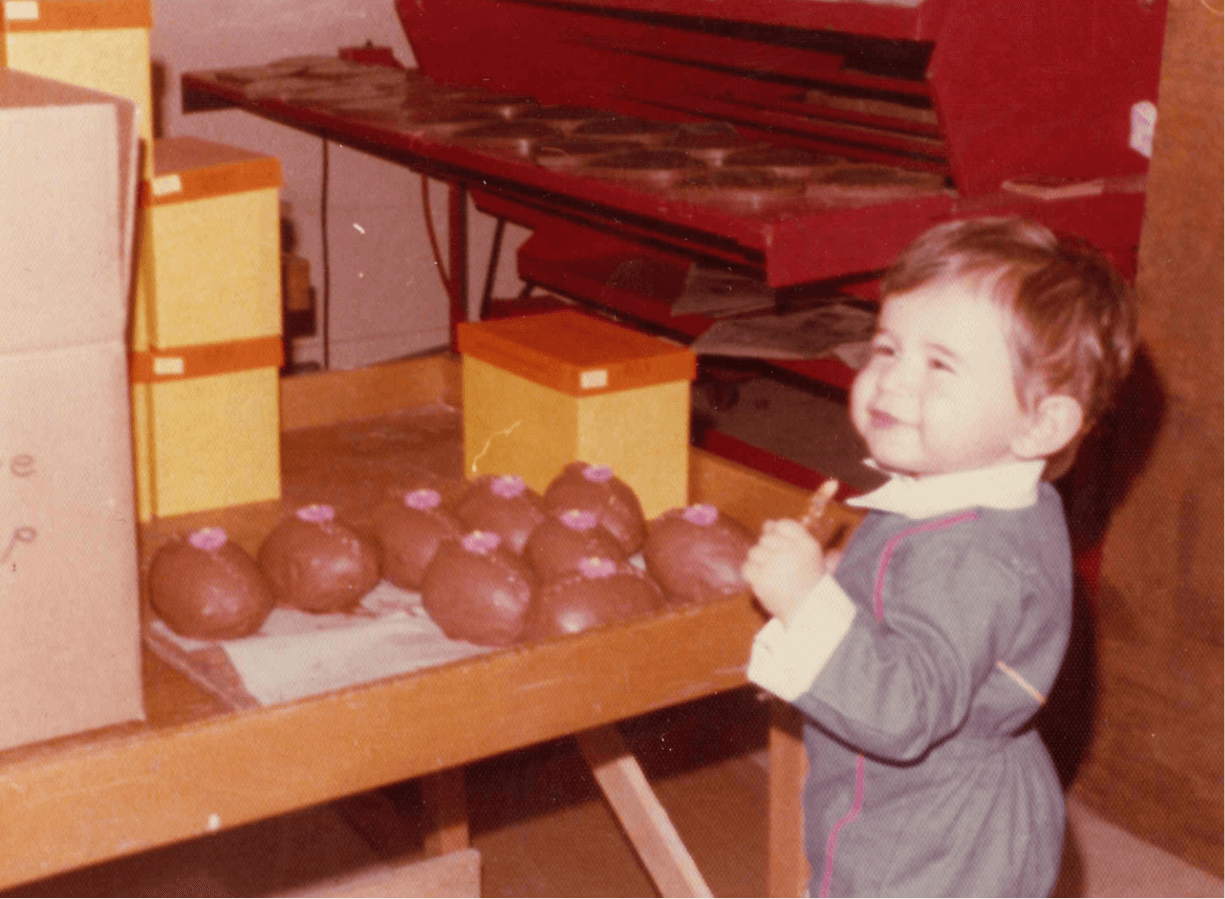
[
  {"x1": 130, "y1": 338, "x2": 283, "y2": 519},
  {"x1": 457, "y1": 311, "x2": 696, "y2": 518},
  {"x1": 128, "y1": 136, "x2": 284, "y2": 519},
  {"x1": 0, "y1": 69, "x2": 143, "y2": 750},
  {"x1": 2, "y1": 0, "x2": 155, "y2": 177},
  {"x1": 131, "y1": 136, "x2": 283, "y2": 352}
]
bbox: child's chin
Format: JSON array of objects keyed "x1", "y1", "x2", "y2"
[{"x1": 864, "y1": 438, "x2": 921, "y2": 475}]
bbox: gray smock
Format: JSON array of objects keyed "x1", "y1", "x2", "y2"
[{"x1": 794, "y1": 484, "x2": 1071, "y2": 897}]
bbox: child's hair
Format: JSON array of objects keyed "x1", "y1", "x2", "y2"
[{"x1": 880, "y1": 217, "x2": 1138, "y2": 478}]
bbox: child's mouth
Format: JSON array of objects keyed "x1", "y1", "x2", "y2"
[{"x1": 869, "y1": 410, "x2": 900, "y2": 429}]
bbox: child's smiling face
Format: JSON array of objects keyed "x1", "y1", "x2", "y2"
[{"x1": 850, "y1": 278, "x2": 1039, "y2": 477}]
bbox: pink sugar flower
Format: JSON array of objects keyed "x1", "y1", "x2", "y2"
[
  {"x1": 582, "y1": 464, "x2": 614, "y2": 483},
  {"x1": 296, "y1": 503, "x2": 336, "y2": 523},
  {"x1": 490, "y1": 474, "x2": 526, "y2": 499},
  {"x1": 404, "y1": 488, "x2": 442, "y2": 511},
  {"x1": 462, "y1": 531, "x2": 502, "y2": 554},
  {"x1": 682, "y1": 504, "x2": 719, "y2": 527},
  {"x1": 578, "y1": 556, "x2": 617, "y2": 579},
  {"x1": 560, "y1": 509, "x2": 599, "y2": 531},
  {"x1": 187, "y1": 527, "x2": 228, "y2": 552}
]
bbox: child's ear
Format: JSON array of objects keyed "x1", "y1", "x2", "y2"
[{"x1": 1012, "y1": 395, "x2": 1085, "y2": 461}]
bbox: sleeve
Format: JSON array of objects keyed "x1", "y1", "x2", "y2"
[
  {"x1": 790, "y1": 530, "x2": 1021, "y2": 763},
  {"x1": 747, "y1": 574, "x2": 857, "y2": 702}
]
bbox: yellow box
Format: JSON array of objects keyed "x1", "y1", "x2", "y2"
[
  {"x1": 457, "y1": 311, "x2": 696, "y2": 518},
  {"x1": 3, "y1": 0, "x2": 154, "y2": 177},
  {"x1": 132, "y1": 136, "x2": 284, "y2": 352},
  {"x1": 130, "y1": 337, "x2": 283, "y2": 519}
]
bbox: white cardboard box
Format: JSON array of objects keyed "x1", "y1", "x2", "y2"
[{"x1": 0, "y1": 69, "x2": 144, "y2": 750}]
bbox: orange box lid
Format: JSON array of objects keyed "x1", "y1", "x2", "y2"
[
  {"x1": 457, "y1": 310, "x2": 696, "y2": 396},
  {"x1": 140, "y1": 136, "x2": 282, "y2": 207},
  {"x1": 2, "y1": 0, "x2": 152, "y2": 33}
]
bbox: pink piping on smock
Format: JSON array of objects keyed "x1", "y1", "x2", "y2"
[{"x1": 819, "y1": 510, "x2": 980, "y2": 897}]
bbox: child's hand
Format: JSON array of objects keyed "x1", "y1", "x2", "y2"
[{"x1": 741, "y1": 519, "x2": 827, "y2": 626}]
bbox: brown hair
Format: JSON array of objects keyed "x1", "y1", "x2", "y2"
[{"x1": 881, "y1": 217, "x2": 1138, "y2": 477}]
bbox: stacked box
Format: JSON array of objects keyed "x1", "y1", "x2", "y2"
[
  {"x1": 457, "y1": 311, "x2": 696, "y2": 518},
  {"x1": 2, "y1": 0, "x2": 155, "y2": 177},
  {"x1": 131, "y1": 136, "x2": 284, "y2": 519},
  {"x1": 0, "y1": 69, "x2": 144, "y2": 750}
]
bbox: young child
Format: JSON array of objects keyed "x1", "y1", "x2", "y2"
[{"x1": 743, "y1": 217, "x2": 1136, "y2": 897}]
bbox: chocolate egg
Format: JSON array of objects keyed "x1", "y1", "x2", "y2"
[
  {"x1": 525, "y1": 508, "x2": 627, "y2": 583},
  {"x1": 543, "y1": 462, "x2": 646, "y2": 555},
  {"x1": 148, "y1": 527, "x2": 274, "y2": 640},
  {"x1": 455, "y1": 474, "x2": 547, "y2": 555},
  {"x1": 258, "y1": 504, "x2": 381, "y2": 613},
  {"x1": 371, "y1": 488, "x2": 464, "y2": 590},
  {"x1": 525, "y1": 556, "x2": 664, "y2": 641},
  {"x1": 421, "y1": 530, "x2": 536, "y2": 646},
  {"x1": 643, "y1": 504, "x2": 755, "y2": 604}
]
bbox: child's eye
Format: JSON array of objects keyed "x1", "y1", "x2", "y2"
[
  {"x1": 870, "y1": 339, "x2": 896, "y2": 357},
  {"x1": 927, "y1": 357, "x2": 954, "y2": 372}
]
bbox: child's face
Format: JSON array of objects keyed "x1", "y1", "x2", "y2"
[{"x1": 850, "y1": 278, "x2": 1038, "y2": 477}]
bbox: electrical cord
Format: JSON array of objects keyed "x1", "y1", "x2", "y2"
[
  {"x1": 421, "y1": 175, "x2": 510, "y2": 320},
  {"x1": 480, "y1": 217, "x2": 506, "y2": 320},
  {"x1": 420, "y1": 174, "x2": 450, "y2": 295},
  {"x1": 320, "y1": 138, "x2": 331, "y2": 370},
  {"x1": 317, "y1": 164, "x2": 510, "y2": 363}
]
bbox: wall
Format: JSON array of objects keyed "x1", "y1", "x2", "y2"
[
  {"x1": 149, "y1": 0, "x2": 531, "y2": 370},
  {"x1": 1068, "y1": 0, "x2": 1223, "y2": 876}
]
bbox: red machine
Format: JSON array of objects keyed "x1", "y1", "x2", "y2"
[{"x1": 393, "y1": 0, "x2": 1167, "y2": 388}]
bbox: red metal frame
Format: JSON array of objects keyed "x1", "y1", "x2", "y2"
[
  {"x1": 183, "y1": 0, "x2": 1164, "y2": 386},
  {"x1": 396, "y1": 0, "x2": 1166, "y2": 198}
]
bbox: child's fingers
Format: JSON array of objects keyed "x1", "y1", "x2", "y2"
[
  {"x1": 753, "y1": 522, "x2": 817, "y2": 556},
  {"x1": 771, "y1": 518, "x2": 816, "y2": 542},
  {"x1": 749, "y1": 532, "x2": 799, "y2": 559},
  {"x1": 744, "y1": 541, "x2": 779, "y2": 568},
  {"x1": 757, "y1": 519, "x2": 788, "y2": 539}
]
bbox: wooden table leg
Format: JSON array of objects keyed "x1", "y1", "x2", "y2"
[
  {"x1": 576, "y1": 724, "x2": 713, "y2": 898},
  {"x1": 421, "y1": 767, "x2": 470, "y2": 857},
  {"x1": 768, "y1": 699, "x2": 809, "y2": 898}
]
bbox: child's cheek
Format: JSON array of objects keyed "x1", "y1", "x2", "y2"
[{"x1": 848, "y1": 368, "x2": 875, "y2": 440}]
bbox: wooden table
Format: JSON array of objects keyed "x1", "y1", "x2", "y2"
[{"x1": 0, "y1": 355, "x2": 851, "y2": 894}]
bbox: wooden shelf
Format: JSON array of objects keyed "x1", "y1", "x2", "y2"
[{"x1": 0, "y1": 354, "x2": 860, "y2": 892}]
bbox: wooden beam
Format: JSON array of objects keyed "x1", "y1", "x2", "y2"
[
  {"x1": 767, "y1": 700, "x2": 809, "y2": 897},
  {"x1": 576, "y1": 724, "x2": 713, "y2": 898},
  {"x1": 421, "y1": 768, "x2": 470, "y2": 857}
]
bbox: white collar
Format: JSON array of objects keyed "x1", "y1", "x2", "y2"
[{"x1": 846, "y1": 459, "x2": 1046, "y2": 520}]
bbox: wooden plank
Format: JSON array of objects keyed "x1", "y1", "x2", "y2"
[
  {"x1": 422, "y1": 768, "x2": 470, "y2": 857},
  {"x1": 767, "y1": 701, "x2": 809, "y2": 898},
  {"x1": 1083, "y1": 0, "x2": 1223, "y2": 877},
  {"x1": 576, "y1": 725, "x2": 712, "y2": 898},
  {"x1": 0, "y1": 357, "x2": 841, "y2": 891},
  {"x1": 280, "y1": 353, "x2": 461, "y2": 431},
  {"x1": 690, "y1": 447, "x2": 865, "y2": 542},
  {"x1": 0, "y1": 593, "x2": 763, "y2": 889}
]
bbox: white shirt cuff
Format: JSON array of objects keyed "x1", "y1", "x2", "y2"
[{"x1": 747, "y1": 574, "x2": 857, "y2": 702}]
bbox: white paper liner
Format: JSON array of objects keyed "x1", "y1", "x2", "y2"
[{"x1": 149, "y1": 582, "x2": 491, "y2": 706}]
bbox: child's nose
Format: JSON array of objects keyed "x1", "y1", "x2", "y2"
[{"x1": 876, "y1": 354, "x2": 918, "y2": 394}]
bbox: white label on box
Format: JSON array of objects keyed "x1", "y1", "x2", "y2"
[
  {"x1": 153, "y1": 356, "x2": 185, "y2": 376},
  {"x1": 4, "y1": 1, "x2": 39, "y2": 22},
  {"x1": 151, "y1": 174, "x2": 183, "y2": 197},
  {"x1": 580, "y1": 369, "x2": 609, "y2": 390},
  {"x1": 1129, "y1": 100, "x2": 1157, "y2": 159}
]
